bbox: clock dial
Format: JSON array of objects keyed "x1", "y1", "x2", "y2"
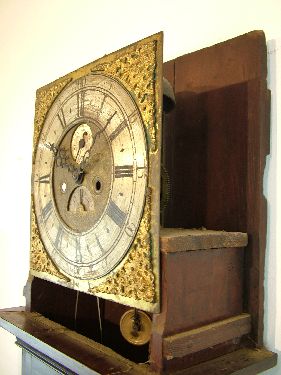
[
  {"x1": 33, "y1": 73, "x2": 148, "y2": 279},
  {"x1": 71, "y1": 123, "x2": 93, "y2": 164}
]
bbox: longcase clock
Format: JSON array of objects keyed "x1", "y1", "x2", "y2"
[{"x1": 17, "y1": 30, "x2": 273, "y2": 374}]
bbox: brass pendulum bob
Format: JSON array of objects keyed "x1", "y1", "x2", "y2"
[{"x1": 120, "y1": 308, "x2": 152, "y2": 345}]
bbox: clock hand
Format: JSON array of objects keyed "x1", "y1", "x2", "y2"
[
  {"x1": 94, "y1": 111, "x2": 117, "y2": 143},
  {"x1": 75, "y1": 131, "x2": 88, "y2": 163},
  {"x1": 45, "y1": 142, "x2": 85, "y2": 184},
  {"x1": 80, "y1": 111, "x2": 117, "y2": 166},
  {"x1": 79, "y1": 188, "x2": 86, "y2": 211}
]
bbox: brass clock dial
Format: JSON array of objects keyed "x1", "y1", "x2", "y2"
[
  {"x1": 31, "y1": 32, "x2": 162, "y2": 313},
  {"x1": 33, "y1": 73, "x2": 148, "y2": 279}
]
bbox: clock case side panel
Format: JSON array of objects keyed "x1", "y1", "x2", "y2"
[
  {"x1": 29, "y1": 32, "x2": 163, "y2": 314},
  {"x1": 155, "y1": 30, "x2": 270, "y2": 372}
]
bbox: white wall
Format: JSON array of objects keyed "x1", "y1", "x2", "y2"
[
  {"x1": 263, "y1": 38, "x2": 281, "y2": 375},
  {"x1": 0, "y1": 1, "x2": 280, "y2": 374}
]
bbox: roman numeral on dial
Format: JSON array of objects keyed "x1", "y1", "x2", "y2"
[
  {"x1": 106, "y1": 200, "x2": 126, "y2": 228},
  {"x1": 108, "y1": 120, "x2": 127, "y2": 142},
  {"x1": 114, "y1": 165, "x2": 133, "y2": 178},
  {"x1": 57, "y1": 108, "x2": 67, "y2": 128},
  {"x1": 54, "y1": 225, "x2": 63, "y2": 250},
  {"x1": 37, "y1": 174, "x2": 50, "y2": 184},
  {"x1": 99, "y1": 94, "x2": 107, "y2": 112},
  {"x1": 95, "y1": 234, "x2": 104, "y2": 254},
  {"x1": 77, "y1": 91, "x2": 85, "y2": 117},
  {"x1": 41, "y1": 200, "x2": 53, "y2": 222},
  {"x1": 96, "y1": 111, "x2": 117, "y2": 137},
  {"x1": 75, "y1": 237, "x2": 83, "y2": 263}
]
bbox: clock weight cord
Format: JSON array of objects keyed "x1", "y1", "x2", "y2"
[
  {"x1": 46, "y1": 136, "x2": 104, "y2": 341},
  {"x1": 96, "y1": 296, "x2": 103, "y2": 343},
  {"x1": 73, "y1": 291, "x2": 104, "y2": 343},
  {"x1": 74, "y1": 290, "x2": 79, "y2": 331}
]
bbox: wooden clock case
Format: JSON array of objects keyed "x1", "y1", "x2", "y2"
[{"x1": 0, "y1": 30, "x2": 277, "y2": 374}]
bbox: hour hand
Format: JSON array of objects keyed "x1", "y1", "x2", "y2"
[
  {"x1": 45, "y1": 142, "x2": 85, "y2": 184},
  {"x1": 79, "y1": 151, "x2": 102, "y2": 173},
  {"x1": 45, "y1": 142, "x2": 57, "y2": 154},
  {"x1": 79, "y1": 149, "x2": 90, "y2": 169},
  {"x1": 46, "y1": 143, "x2": 69, "y2": 167}
]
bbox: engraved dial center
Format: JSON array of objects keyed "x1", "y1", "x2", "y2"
[
  {"x1": 68, "y1": 186, "x2": 95, "y2": 213},
  {"x1": 71, "y1": 123, "x2": 93, "y2": 164},
  {"x1": 52, "y1": 121, "x2": 113, "y2": 233}
]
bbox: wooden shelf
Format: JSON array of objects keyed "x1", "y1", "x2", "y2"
[
  {"x1": 160, "y1": 228, "x2": 248, "y2": 252},
  {"x1": 0, "y1": 309, "x2": 277, "y2": 375}
]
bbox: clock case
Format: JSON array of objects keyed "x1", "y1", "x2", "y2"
[{"x1": 0, "y1": 30, "x2": 276, "y2": 375}]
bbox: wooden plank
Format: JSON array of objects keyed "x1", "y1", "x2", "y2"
[
  {"x1": 244, "y1": 80, "x2": 270, "y2": 346},
  {"x1": 162, "y1": 31, "x2": 269, "y2": 347},
  {"x1": 160, "y1": 228, "x2": 247, "y2": 252},
  {"x1": 175, "y1": 348, "x2": 277, "y2": 375},
  {"x1": 0, "y1": 310, "x2": 150, "y2": 375},
  {"x1": 27, "y1": 277, "x2": 150, "y2": 364},
  {"x1": 163, "y1": 314, "x2": 251, "y2": 359},
  {"x1": 203, "y1": 82, "x2": 248, "y2": 232},
  {"x1": 163, "y1": 31, "x2": 267, "y2": 230},
  {"x1": 1, "y1": 309, "x2": 277, "y2": 374},
  {"x1": 175, "y1": 31, "x2": 267, "y2": 93},
  {"x1": 163, "y1": 86, "x2": 207, "y2": 229},
  {"x1": 162, "y1": 60, "x2": 176, "y2": 226},
  {"x1": 154, "y1": 247, "x2": 245, "y2": 337},
  {"x1": 28, "y1": 277, "x2": 103, "y2": 342}
]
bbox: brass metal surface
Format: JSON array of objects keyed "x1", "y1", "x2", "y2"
[
  {"x1": 90, "y1": 188, "x2": 155, "y2": 303},
  {"x1": 120, "y1": 309, "x2": 152, "y2": 346},
  {"x1": 32, "y1": 78, "x2": 72, "y2": 162},
  {"x1": 30, "y1": 204, "x2": 69, "y2": 282},
  {"x1": 30, "y1": 32, "x2": 163, "y2": 312}
]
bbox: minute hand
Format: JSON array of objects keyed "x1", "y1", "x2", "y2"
[
  {"x1": 81, "y1": 111, "x2": 117, "y2": 166},
  {"x1": 45, "y1": 143, "x2": 84, "y2": 184}
]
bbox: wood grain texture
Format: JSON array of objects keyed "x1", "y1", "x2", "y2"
[
  {"x1": 155, "y1": 247, "x2": 245, "y2": 337},
  {"x1": 0, "y1": 309, "x2": 277, "y2": 374},
  {"x1": 0, "y1": 310, "x2": 151, "y2": 375},
  {"x1": 27, "y1": 277, "x2": 149, "y2": 363},
  {"x1": 162, "y1": 30, "x2": 269, "y2": 349},
  {"x1": 174, "y1": 30, "x2": 267, "y2": 93},
  {"x1": 160, "y1": 228, "x2": 247, "y2": 252},
  {"x1": 163, "y1": 314, "x2": 251, "y2": 359},
  {"x1": 175, "y1": 347, "x2": 277, "y2": 375},
  {"x1": 29, "y1": 277, "x2": 102, "y2": 341},
  {"x1": 244, "y1": 80, "x2": 270, "y2": 345},
  {"x1": 162, "y1": 60, "x2": 176, "y2": 227}
]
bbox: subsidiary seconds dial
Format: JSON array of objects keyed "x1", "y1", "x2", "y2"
[{"x1": 33, "y1": 73, "x2": 148, "y2": 280}]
